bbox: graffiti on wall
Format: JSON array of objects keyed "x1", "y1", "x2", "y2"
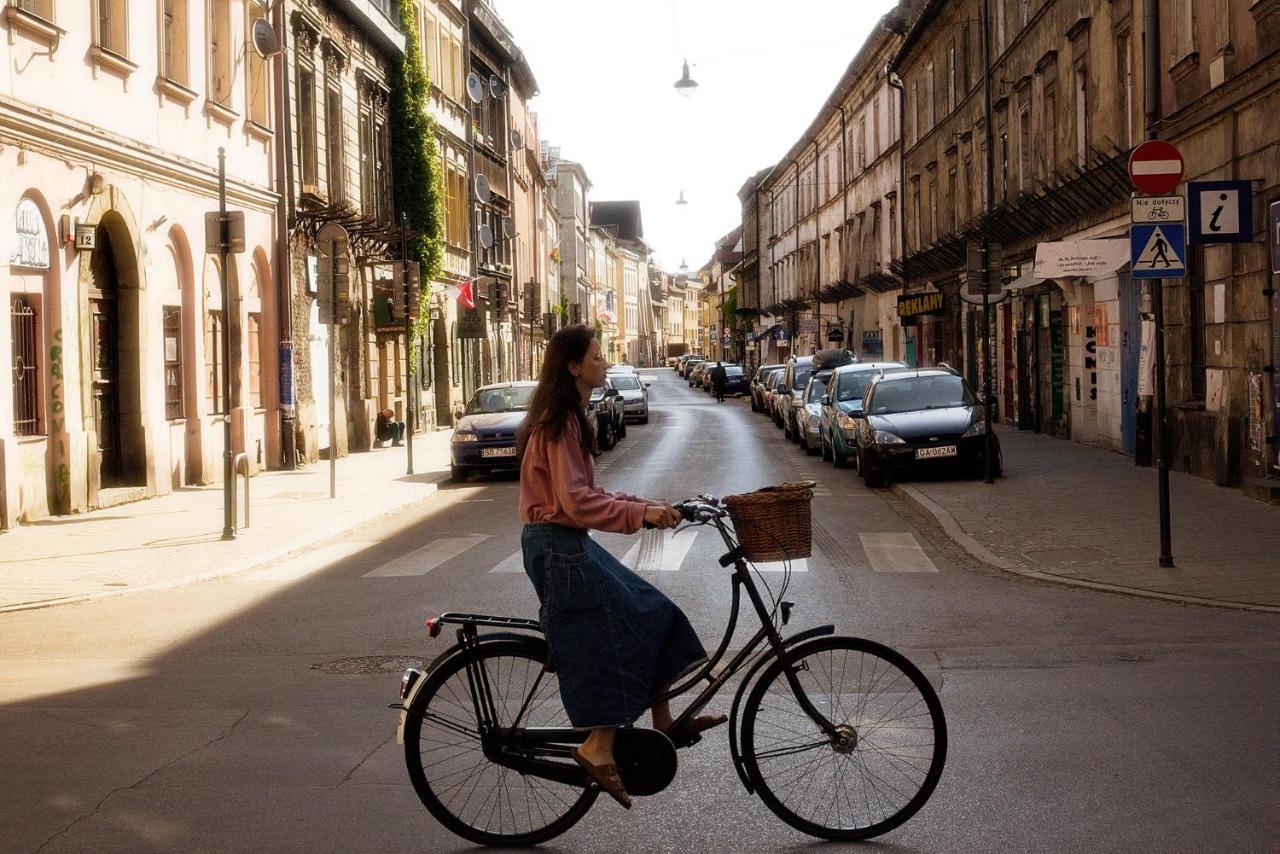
[{"x1": 49, "y1": 328, "x2": 69, "y2": 495}]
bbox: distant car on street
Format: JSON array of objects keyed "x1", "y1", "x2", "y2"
[
  {"x1": 751, "y1": 364, "x2": 785, "y2": 412},
  {"x1": 766, "y1": 369, "x2": 788, "y2": 427},
  {"x1": 778, "y1": 356, "x2": 814, "y2": 442},
  {"x1": 681, "y1": 358, "x2": 705, "y2": 380},
  {"x1": 450, "y1": 381, "x2": 536, "y2": 481},
  {"x1": 851, "y1": 368, "x2": 1002, "y2": 487},
  {"x1": 589, "y1": 378, "x2": 627, "y2": 450},
  {"x1": 818, "y1": 361, "x2": 909, "y2": 467},
  {"x1": 797, "y1": 368, "x2": 835, "y2": 454},
  {"x1": 606, "y1": 370, "x2": 650, "y2": 423},
  {"x1": 719, "y1": 364, "x2": 751, "y2": 396}
]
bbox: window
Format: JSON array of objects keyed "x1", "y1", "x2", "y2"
[
  {"x1": 910, "y1": 178, "x2": 921, "y2": 251},
  {"x1": 871, "y1": 98, "x2": 881, "y2": 159},
  {"x1": 963, "y1": 152, "x2": 974, "y2": 219},
  {"x1": 205, "y1": 309, "x2": 225, "y2": 414},
  {"x1": 161, "y1": 0, "x2": 188, "y2": 85},
  {"x1": 1075, "y1": 62, "x2": 1089, "y2": 163},
  {"x1": 246, "y1": 1, "x2": 270, "y2": 126},
  {"x1": 247, "y1": 313, "x2": 262, "y2": 408},
  {"x1": 947, "y1": 44, "x2": 956, "y2": 113},
  {"x1": 297, "y1": 62, "x2": 318, "y2": 190},
  {"x1": 947, "y1": 166, "x2": 957, "y2": 232},
  {"x1": 1172, "y1": 0, "x2": 1195, "y2": 61},
  {"x1": 960, "y1": 23, "x2": 971, "y2": 94},
  {"x1": 95, "y1": 0, "x2": 127, "y2": 55},
  {"x1": 887, "y1": 194, "x2": 898, "y2": 256},
  {"x1": 11, "y1": 295, "x2": 41, "y2": 436},
  {"x1": 163, "y1": 305, "x2": 183, "y2": 420},
  {"x1": 14, "y1": 0, "x2": 54, "y2": 21},
  {"x1": 858, "y1": 115, "x2": 867, "y2": 169},
  {"x1": 1043, "y1": 83, "x2": 1057, "y2": 178},
  {"x1": 910, "y1": 81, "x2": 919, "y2": 146},
  {"x1": 1018, "y1": 105, "x2": 1031, "y2": 192},
  {"x1": 996, "y1": 0, "x2": 1007, "y2": 53},
  {"x1": 209, "y1": 0, "x2": 231, "y2": 105},
  {"x1": 924, "y1": 61, "x2": 935, "y2": 130},
  {"x1": 1188, "y1": 245, "x2": 1206, "y2": 398},
  {"x1": 928, "y1": 176, "x2": 938, "y2": 242},
  {"x1": 1117, "y1": 33, "x2": 1134, "y2": 147},
  {"x1": 359, "y1": 87, "x2": 392, "y2": 220},
  {"x1": 326, "y1": 84, "x2": 344, "y2": 202}
]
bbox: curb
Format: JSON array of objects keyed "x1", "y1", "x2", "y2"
[
  {"x1": 891, "y1": 482, "x2": 1280, "y2": 615},
  {"x1": 0, "y1": 477, "x2": 447, "y2": 615}
]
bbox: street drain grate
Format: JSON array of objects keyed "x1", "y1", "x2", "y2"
[{"x1": 311, "y1": 655, "x2": 425, "y2": 675}]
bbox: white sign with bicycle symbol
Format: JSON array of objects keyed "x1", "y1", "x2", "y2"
[{"x1": 1131, "y1": 195, "x2": 1185, "y2": 223}]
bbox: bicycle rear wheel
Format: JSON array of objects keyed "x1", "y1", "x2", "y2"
[
  {"x1": 742, "y1": 636, "x2": 946, "y2": 841},
  {"x1": 403, "y1": 638, "x2": 596, "y2": 846}
]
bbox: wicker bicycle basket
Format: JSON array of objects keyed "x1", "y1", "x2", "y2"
[{"x1": 723, "y1": 481, "x2": 815, "y2": 562}]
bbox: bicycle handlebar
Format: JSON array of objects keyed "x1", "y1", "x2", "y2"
[{"x1": 673, "y1": 496, "x2": 728, "y2": 524}]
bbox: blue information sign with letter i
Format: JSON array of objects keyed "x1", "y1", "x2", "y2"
[
  {"x1": 1130, "y1": 223, "x2": 1187, "y2": 279},
  {"x1": 1187, "y1": 180, "x2": 1253, "y2": 244}
]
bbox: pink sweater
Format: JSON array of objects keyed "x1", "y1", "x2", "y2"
[{"x1": 519, "y1": 417, "x2": 649, "y2": 534}]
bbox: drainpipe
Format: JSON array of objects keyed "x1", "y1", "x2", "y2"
[
  {"x1": 888, "y1": 67, "x2": 907, "y2": 364},
  {"x1": 463, "y1": 0, "x2": 477, "y2": 400},
  {"x1": 274, "y1": 1, "x2": 297, "y2": 470},
  {"x1": 839, "y1": 105, "x2": 848, "y2": 344},
  {"x1": 813, "y1": 137, "x2": 821, "y2": 345}
]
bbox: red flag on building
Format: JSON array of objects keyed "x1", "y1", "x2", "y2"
[{"x1": 457, "y1": 280, "x2": 475, "y2": 310}]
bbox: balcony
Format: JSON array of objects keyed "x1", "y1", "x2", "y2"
[{"x1": 332, "y1": 0, "x2": 405, "y2": 57}]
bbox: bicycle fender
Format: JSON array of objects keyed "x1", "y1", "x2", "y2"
[{"x1": 728, "y1": 625, "x2": 834, "y2": 795}]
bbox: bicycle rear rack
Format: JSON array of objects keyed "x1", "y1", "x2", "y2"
[{"x1": 426, "y1": 612, "x2": 543, "y2": 638}]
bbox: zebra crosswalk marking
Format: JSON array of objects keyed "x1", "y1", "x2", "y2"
[
  {"x1": 859, "y1": 532, "x2": 938, "y2": 573},
  {"x1": 242, "y1": 542, "x2": 375, "y2": 581},
  {"x1": 750, "y1": 558, "x2": 809, "y2": 573},
  {"x1": 490, "y1": 551, "x2": 525, "y2": 573},
  {"x1": 363, "y1": 534, "x2": 490, "y2": 577}
]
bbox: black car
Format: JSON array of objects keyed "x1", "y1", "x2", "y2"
[
  {"x1": 850, "y1": 369, "x2": 1001, "y2": 487},
  {"x1": 450, "y1": 381, "x2": 537, "y2": 481},
  {"x1": 751, "y1": 364, "x2": 784, "y2": 412},
  {"x1": 720, "y1": 364, "x2": 751, "y2": 396},
  {"x1": 589, "y1": 379, "x2": 627, "y2": 450}
]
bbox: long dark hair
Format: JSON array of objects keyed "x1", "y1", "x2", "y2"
[{"x1": 517, "y1": 324, "x2": 598, "y2": 458}]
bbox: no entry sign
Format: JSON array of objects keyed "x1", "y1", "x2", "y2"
[{"x1": 1128, "y1": 140, "x2": 1184, "y2": 195}]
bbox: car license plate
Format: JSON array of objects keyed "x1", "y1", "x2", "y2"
[
  {"x1": 481, "y1": 446, "x2": 517, "y2": 458},
  {"x1": 916, "y1": 445, "x2": 957, "y2": 459}
]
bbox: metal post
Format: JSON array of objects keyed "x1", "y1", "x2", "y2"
[
  {"x1": 1143, "y1": 0, "x2": 1174, "y2": 566},
  {"x1": 980, "y1": 0, "x2": 996, "y2": 484},
  {"x1": 329, "y1": 235, "x2": 337, "y2": 500},
  {"x1": 402, "y1": 214, "x2": 414, "y2": 476},
  {"x1": 218, "y1": 148, "x2": 236, "y2": 540}
]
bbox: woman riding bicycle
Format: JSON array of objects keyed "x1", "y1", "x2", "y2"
[{"x1": 516, "y1": 324, "x2": 725, "y2": 808}]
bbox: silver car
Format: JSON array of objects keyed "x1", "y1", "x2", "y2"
[
  {"x1": 606, "y1": 371, "x2": 649, "y2": 423},
  {"x1": 798, "y1": 369, "x2": 835, "y2": 455}
]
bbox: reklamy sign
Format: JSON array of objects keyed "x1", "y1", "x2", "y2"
[{"x1": 897, "y1": 291, "x2": 946, "y2": 318}]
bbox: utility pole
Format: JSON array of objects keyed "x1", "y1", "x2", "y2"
[
  {"x1": 1143, "y1": 0, "x2": 1175, "y2": 566},
  {"x1": 980, "y1": 0, "x2": 996, "y2": 484}
]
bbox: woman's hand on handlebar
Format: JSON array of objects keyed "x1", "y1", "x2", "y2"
[{"x1": 642, "y1": 504, "x2": 682, "y2": 530}]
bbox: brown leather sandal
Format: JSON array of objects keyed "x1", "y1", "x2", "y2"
[
  {"x1": 571, "y1": 748, "x2": 633, "y2": 809},
  {"x1": 665, "y1": 713, "x2": 728, "y2": 747}
]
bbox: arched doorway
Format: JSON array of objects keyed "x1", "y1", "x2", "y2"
[{"x1": 89, "y1": 218, "x2": 144, "y2": 488}]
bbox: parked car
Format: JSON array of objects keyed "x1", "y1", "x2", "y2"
[
  {"x1": 850, "y1": 369, "x2": 1002, "y2": 487},
  {"x1": 589, "y1": 378, "x2": 627, "y2": 450},
  {"x1": 606, "y1": 370, "x2": 650, "y2": 423},
  {"x1": 677, "y1": 354, "x2": 703, "y2": 373},
  {"x1": 691, "y1": 361, "x2": 717, "y2": 387},
  {"x1": 682, "y1": 358, "x2": 705, "y2": 380},
  {"x1": 751, "y1": 364, "x2": 785, "y2": 412},
  {"x1": 720, "y1": 364, "x2": 751, "y2": 396},
  {"x1": 797, "y1": 369, "x2": 835, "y2": 454},
  {"x1": 767, "y1": 369, "x2": 788, "y2": 427},
  {"x1": 450, "y1": 381, "x2": 537, "y2": 481},
  {"x1": 819, "y1": 361, "x2": 909, "y2": 467},
  {"x1": 778, "y1": 356, "x2": 814, "y2": 441}
]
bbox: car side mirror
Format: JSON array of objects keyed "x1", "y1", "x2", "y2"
[
  {"x1": 605, "y1": 388, "x2": 620, "y2": 398},
  {"x1": 821, "y1": 395, "x2": 832, "y2": 407},
  {"x1": 850, "y1": 409, "x2": 868, "y2": 420},
  {"x1": 644, "y1": 382, "x2": 651, "y2": 388}
]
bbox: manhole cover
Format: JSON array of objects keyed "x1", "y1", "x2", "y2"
[{"x1": 311, "y1": 655, "x2": 424, "y2": 675}]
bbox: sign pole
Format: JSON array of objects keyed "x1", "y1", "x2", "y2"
[
  {"x1": 402, "y1": 215, "x2": 414, "y2": 476},
  {"x1": 1143, "y1": 0, "x2": 1174, "y2": 567},
  {"x1": 329, "y1": 233, "x2": 337, "y2": 500},
  {"x1": 218, "y1": 148, "x2": 235, "y2": 541}
]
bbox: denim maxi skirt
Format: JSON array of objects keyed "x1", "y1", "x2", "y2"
[{"x1": 522, "y1": 522, "x2": 708, "y2": 728}]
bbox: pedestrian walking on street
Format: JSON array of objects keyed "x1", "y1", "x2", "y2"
[
  {"x1": 516, "y1": 324, "x2": 724, "y2": 809},
  {"x1": 710, "y1": 361, "x2": 728, "y2": 403}
]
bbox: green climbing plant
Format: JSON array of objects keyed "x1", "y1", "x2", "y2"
[{"x1": 389, "y1": 0, "x2": 444, "y2": 351}]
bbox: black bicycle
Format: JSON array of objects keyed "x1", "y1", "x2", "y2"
[{"x1": 393, "y1": 493, "x2": 947, "y2": 845}]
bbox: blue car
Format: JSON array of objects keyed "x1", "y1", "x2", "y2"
[
  {"x1": 818, "y1": 362, "x2": 908, "y2": 468},
  {"x1": 450, "y1": 381, "x2": 537, "y2": 481}
]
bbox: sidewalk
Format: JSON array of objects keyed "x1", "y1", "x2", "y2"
[
  {"x1": 0, "y1": 429, "x2": 455, "y2": 612},
  {"x1": 894, "y1": 427, "x2": 1280, "y2": 613}
]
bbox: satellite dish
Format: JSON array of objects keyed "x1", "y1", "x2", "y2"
[
  {"x1": 509, "y1": 128, "x2": 523, "y2": 151},
  {"x1": 474, "y1": 174, "x2": 491, "y2": 203},
  {"x1": 478, "y1": 224, "x2": 495, "y2": 249},
  {"x1": 466, "y1": 72, "x2": 485, "y2": 103},
  {"x1": 502, "y1": 217, "x2": 516, "y2": 239},
  {"x1": 489, "y1": 75, "x2": 506, "y2": 98},
  {"x1": 251, "y1": 18, "x2": 280, "y2": 58}
]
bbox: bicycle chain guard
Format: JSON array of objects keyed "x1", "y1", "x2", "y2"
[{"x1": 612, "y1": 728, "x2": 678, "y2": 796}]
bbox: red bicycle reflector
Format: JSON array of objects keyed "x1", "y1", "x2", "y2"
[{"x1": 425, "y1": 617, "x2": 442, "y2": 637}]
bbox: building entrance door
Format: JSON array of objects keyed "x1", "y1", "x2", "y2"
[{"x1": 89, "y1": 227, "x2": 127, "y2": 487}]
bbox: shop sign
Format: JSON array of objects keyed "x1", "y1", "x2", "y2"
[
  {"x1": 1034, "y1": 239, "x2": 1128, "y2": 278},
  {"x1": 897, "y1": 291, "x2": 946, "y2": 318},
  {"x1": 457, "y1": 304, "x2": 488, "y2": 339},
  {"x1": 11, "y1": 198, "x2": 49, "y2": 270}
]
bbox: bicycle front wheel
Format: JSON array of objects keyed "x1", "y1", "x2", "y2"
[
  {"x1": 403, "y1": 638, "x2": 596, "y2": 846},
  {"x1": 741, "y1": 637, "x2": 946, "y2": 841}
]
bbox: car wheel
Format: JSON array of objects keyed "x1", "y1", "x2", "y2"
[
  {"x1": 821, "y1": 434, "x2": 833, "y2": 462},
  {"x1": 751, "y1": 397, "x2": 759, "y2": 412},
  {"x1": 806, "y1": 434, "x2": 820, "y2": 456},
  {"x1": 859, "y1": 451, "x2": 887, "y2": 488},
  {"x1": 640, "y1": 415, "x2": 649, "y2": 425},
  {"x1": 832, "y1": 448, "x2": 847, "y2": 469},
  {"x1": 450, "y1": 464, "x2": 465, "y2": 482},
  {"x1": 599, "y1": 421, "x2": 615, "y2": 450},
  {"x1": 993, "y1": 444, "x2": 1004, "y2": 478},
  {"x1": 617, "y1": 419, "x2": 627, "y2": 439}
]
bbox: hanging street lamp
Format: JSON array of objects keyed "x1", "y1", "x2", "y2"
[
  {"x1": 674, "y1": 59, "x2": 697, "y2": 97},
  {"x1": 676, "y1": 190, "x2": 688, "y2": 206}
]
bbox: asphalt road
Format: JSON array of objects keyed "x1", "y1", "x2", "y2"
[{"x1": 1, "y1": 369, "x2": 1276, "y2": 853}]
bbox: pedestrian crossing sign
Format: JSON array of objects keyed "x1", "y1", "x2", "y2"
[{"x1": 1129, "y1": 223, "x2": 1186, "y2": 279}]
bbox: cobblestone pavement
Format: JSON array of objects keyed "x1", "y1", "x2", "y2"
[{"x1": 892, "y1": 426, "x2": 1280, "y2": 611}]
